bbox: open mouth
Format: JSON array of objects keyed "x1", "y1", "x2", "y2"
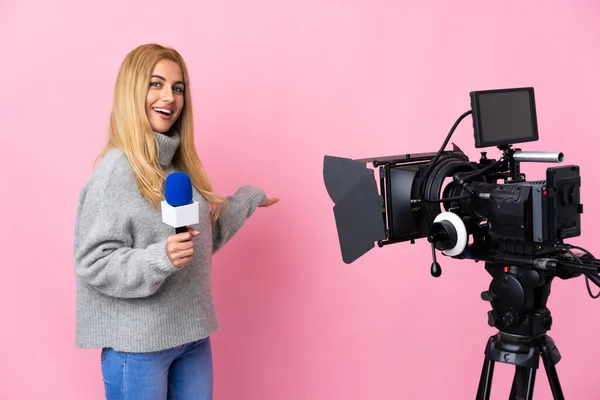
[{"x1": 153, "y1": 107, "x2": 173, "y2": 118}]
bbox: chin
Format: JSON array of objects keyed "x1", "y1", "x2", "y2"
[{"x1": 151, "y1": 122, "x2": 175, "y2": 133}]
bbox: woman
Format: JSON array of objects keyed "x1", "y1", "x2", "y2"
[{"x1": 73, "y1": 43, "x2": 278, "y2": 399}]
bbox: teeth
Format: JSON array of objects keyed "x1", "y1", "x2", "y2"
[{"x1": 153, "y1": 108, "x2": 172, "y2": 115}]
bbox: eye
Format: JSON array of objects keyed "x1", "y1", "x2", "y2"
[
  {"x1": 150, "y1": 81, "x2": 161, "y2": 88},
  {"x1": 174, "y1": 86, "x2": 185, "y2": 93}
]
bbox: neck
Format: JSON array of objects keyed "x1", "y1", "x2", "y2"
[{"x1": 154, "y1": 130, "x2": 181, "y2": 167}]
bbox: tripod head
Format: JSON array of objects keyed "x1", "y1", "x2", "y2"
[
  {"x1": 482, "y1": 263, "x2": 555, "y2": 337},
  {"x1": 472, "y1": 251, "x2": 599, "y2": 400}
]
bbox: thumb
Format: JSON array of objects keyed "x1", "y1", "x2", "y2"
[{"x1": 187, "y1": 227, "x2": 200, "y2": 236}]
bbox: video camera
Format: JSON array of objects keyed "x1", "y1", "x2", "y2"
[{"x1": 323, "y1": 87, "x2": 600, "y2": 399}]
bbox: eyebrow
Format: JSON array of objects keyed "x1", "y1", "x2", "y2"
[{"x1": 151, "y1": 75, "x2": 185, "y2": 86}]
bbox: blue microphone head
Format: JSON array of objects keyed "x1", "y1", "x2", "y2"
[{"x1": 165, "y1": 172, "x2": 193, "y2": 207}]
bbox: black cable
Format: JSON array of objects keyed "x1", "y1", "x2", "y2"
[
  {"x1": 422, "y1": 195, "x2": 470, "y2": 204},
  {"x1": 568, "y1": 245, "x2": 600, "y2": 298},
  {"x1": 418, "y1": 110, "x2": 472, "y2": 200},
  {"x1": 558, "y1": 244, "x2": 600, "y2": 299},
  {"x1": 457, "y1": 158, "x2": 504, "y2": 184}
]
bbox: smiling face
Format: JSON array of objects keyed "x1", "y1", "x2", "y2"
[{"x1": 146, "y1": 59, "x2": 185, "y2": 133}]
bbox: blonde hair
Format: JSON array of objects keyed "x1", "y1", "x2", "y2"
[{"x1": 97, "y1": 43, "x2": 226, "y2": 222}]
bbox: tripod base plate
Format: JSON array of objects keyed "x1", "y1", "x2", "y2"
[{"x1": 475, "y1": 333, "x2": 564, "y2": 400}]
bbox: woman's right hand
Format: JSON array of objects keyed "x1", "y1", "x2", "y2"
[{"x1": 166, "y1": 228, "x2": 200, "y2": 268}]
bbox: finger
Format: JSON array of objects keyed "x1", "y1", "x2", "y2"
[
  {"x1": 174, "y1": 232, "x2": 193, "y2": 242},
  {"x1": 260, "y1": 198, "x2": 271, "y2": 207},
  {"x1": 176, "y1": 241, "x2": 195, "y2": 251},
  {"x1": 167, "y1": 240, "x2": 193, "y2": 257},
  {"x1": 175, "y1": 248, "x2": 194, "y2": 259},
  {"x1": 182, "y1": 228, "x2": 200, "y2": 238},
  {"x1": 167, "y1": 243, "x2": 179, "y2": 255},
  {"x1": 261, "y1": 198, "x2": 279, "y2": 207},
  {"x1": 173, "y1": 256, "x2": 192, "y2": 268}
]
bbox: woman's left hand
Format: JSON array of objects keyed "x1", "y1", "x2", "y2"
[{"x1": 259, "y1": 197, "x2": 279, "y2": 207}]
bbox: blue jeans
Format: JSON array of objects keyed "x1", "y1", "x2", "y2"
[{"x1": 101, "y1": 337, "x2": 213, "y2": 400}]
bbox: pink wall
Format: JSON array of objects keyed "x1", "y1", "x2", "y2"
[{"x1": 2, "y1": 1, "x2": 600, "y2": 399}]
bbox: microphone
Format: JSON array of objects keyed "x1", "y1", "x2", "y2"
[{"x1": 161, "y1": 172, "x2": 199, "y2": 234}]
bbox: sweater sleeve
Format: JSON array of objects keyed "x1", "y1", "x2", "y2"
[
  {"x1": 212, "y1": 185, "x2": 267, "y2": 254},
  {"x1": 73, "y1": 169, "x2": 179, "y2": 299}
]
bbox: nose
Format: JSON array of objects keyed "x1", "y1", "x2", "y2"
[{"x1": 161, "y1": 86, "x2": 175, "y2": 103}]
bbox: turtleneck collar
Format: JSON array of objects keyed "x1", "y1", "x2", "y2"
[{"x1": 154, "y1": 130, "x2": 181, "y2": 167}]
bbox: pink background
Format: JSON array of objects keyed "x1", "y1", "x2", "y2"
[{"x1": 1, "y1": 1, "x2": 600, "y2": 399}]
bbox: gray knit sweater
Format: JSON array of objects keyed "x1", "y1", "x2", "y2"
[{"x1": 73, "y1": 131, "x2": 266, "y2": 353}]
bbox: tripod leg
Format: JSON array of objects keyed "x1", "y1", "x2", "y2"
[
  {"x1": 508, "y1": 366, "x2": 536, "y2": 400},
  {"x1": 523, "y1": 367, "x2": 536, "y2": 400},
  {"x1": 476, "y1": 359, "x2": 495, "y2": 400},
  {"x1": 476, "y1": 336, "x2": 496, "y2": 400},
  {"x1": 541, "y1": 341, "x2": 565, "y2": 400}
]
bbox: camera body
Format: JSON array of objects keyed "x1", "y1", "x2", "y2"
[
  {"x1": 467, "y1": 166, "x2": 582, "y2": 256},
  {"x1": 381, "y1": 147, "x2": 582, "y2": 260}
]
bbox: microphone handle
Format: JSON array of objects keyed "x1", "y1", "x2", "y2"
[{"x1": 176, "y1": 226, "x2": 188, "y2": 234}]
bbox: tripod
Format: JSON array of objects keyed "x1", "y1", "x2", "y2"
[{"x1": 475, "y1": 262, "x2": 566, "y2": 400}]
